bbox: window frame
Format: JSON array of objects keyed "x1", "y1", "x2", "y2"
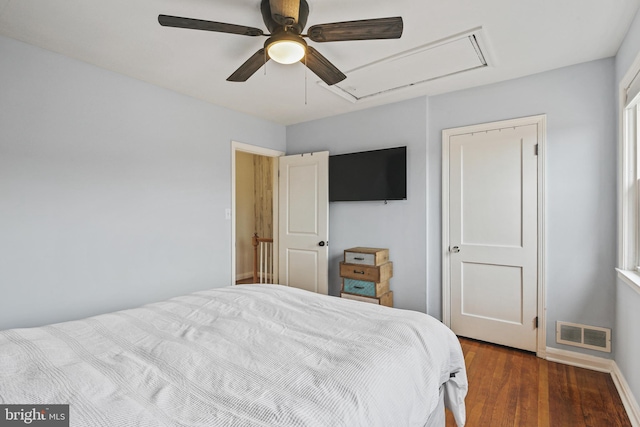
[
  {"x1": 618, "y1": 51, "x2": 640, "y2": 292},
  {"x1": 635, "y1": 104, "x2": 640, "y2": 272}
]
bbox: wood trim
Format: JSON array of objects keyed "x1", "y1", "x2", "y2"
[
  {"x1": 441, "y1": 125, "x2": 451, "y2": 326},
  {"x1": 618, "y1": 48, "x2": 640, "y2": 269},
  {"x1": 619, "y1": 102, "x2": 638, "y2": 270},
  {"x1": 449, "y1": 338, "x2": 632, "y2": 426},
  {"x1": 441, "y1": 114, "x2": 547, "y2": 356},
  {"x1": 536, "y1": 115, "x2": 547, "y2": 358},
  {"x1": 616, "y1": 269, "x2": 640, "y2": 297},
  {"x1": 611, "y1": 361, "x2": 640, "y2": 427},
  {"x1": 236, "y1": 272, "x2": 254, "y2": 281},
  {"x1": 545, "y1": 346, "x2": 613, "y2": 373},
  {"x1": 254, "y1": 155, "x2": 274, "y2": 240},
  {"x1": 252, "y1": 233, "x2": 274, "y2": 283},
  {"x1": 546, "y1": 347, "x2": 640, "y2": 426},
  {"x1": 231, "y1": 141, "x2": 284, "y2": 285}
]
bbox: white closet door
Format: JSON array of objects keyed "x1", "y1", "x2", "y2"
[{"x1": 448, "y1": 125, "x2": 538, "y2": 352}]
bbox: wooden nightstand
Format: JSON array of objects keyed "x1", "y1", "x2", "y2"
[{"x1": 340, "y1": 247, "x2": 393, "y2": 307}]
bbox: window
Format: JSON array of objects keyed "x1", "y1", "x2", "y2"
[
  {"x1": 632, "y1": 102, "x2": 640, "y2": 270},
  {"x1": 619, "y1": 59, "x2": 640, "y2": 278},
  {"x1": 635, "y1": 102, "x2": 640, "y2": 271}
]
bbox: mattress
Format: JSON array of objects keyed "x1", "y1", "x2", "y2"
[{"x1": 0, "y1": 284, "x2": 467, "y2": 426}]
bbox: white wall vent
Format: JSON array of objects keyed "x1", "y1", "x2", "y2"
[{"x1": 556, "y1": 321, "x2": 611, "y2": 352}]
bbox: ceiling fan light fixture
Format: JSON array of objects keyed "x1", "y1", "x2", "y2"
[{"x1": 266, "y1": 33, "x2": 307, "y2": 64}]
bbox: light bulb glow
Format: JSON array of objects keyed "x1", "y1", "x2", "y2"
[{"x1": 267, "y1": 40, "x2": 306, "y2": 64}]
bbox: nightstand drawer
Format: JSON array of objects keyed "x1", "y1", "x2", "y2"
[
  {"x1": 342, "y1": 279, "x2": 390, "y2": 297},
  {"x1": 344, "y1": 247, "x2": 389, "y2": 266},
  {"x1": 341, "y1": 291, "x2": 393, "y2": 307},
  {"x1": 339, "y1": 261, "x2": 393, "y2": 282},
  {"x1": 344, "y1": 252, "x2": 376, "y2": 265}
]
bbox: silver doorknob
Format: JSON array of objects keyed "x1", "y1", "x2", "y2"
[{"x1": 451, "y1": 246, "x2": 460, "y2": 253}]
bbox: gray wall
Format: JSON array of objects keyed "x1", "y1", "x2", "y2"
[
  {"x1": 289, "y1": 58, "x2": 617, "y2": 358},
  {"x1": 428, "y1": 58, "x2": 617, "y2": 356},
  {"x1": 287, "y1": 97, "x2": 429, "y2": 312},
  {"x1": 615, "y1": 281, "x2": 640, "y2": 406},
  {"x1": 614, "y1": 6, "x2": 640, "y2": 412},
  {"x1": 0, "y1": 35, "x2": 286, "y2": 330},
  {"x1": 0, "y1": 20, "x2": 628, "y2": 367}
]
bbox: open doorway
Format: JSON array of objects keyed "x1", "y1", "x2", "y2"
[{"x1": 231, "y1": 142, "x2": 284, "y2": 285}]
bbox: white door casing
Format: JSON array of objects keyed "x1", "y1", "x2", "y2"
[
  {"x1": 442, "y1": 116, "x2": 546, "y2": 355},
  {"x1": 278, "y1": 152, "x2": 329, "y2": 294}
]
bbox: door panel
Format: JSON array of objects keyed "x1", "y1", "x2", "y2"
[
  {"x1": 448, "y1": 124, "x2": 538, "y2": 352},
  {"x1": 286, "y1": 249, "x2": 319, "y2": 293},
  {"x1": 459, "y1": 136, "x2": 523, "y2": 246},
  {"x1": 287, "y1": 163, "x2": 319, "y2": 233},
  {"x1": 461, "y1": 263, "x2": 523, "y2": 324},
  {"x1": 278, "y1": 152, "x2": 329, "y2": 294}
]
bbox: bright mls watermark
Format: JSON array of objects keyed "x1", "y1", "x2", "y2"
[{"x1": 0, "y1": 405, "x2": 68, "y2": 426}]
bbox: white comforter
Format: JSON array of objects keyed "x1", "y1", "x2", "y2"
[{"x1": 0, "y1": 285, "x2": 467, "y2": 426}]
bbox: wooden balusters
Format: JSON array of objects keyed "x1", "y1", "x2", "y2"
[{"x1": 252, "y1": 233, "x2": 274, "y2": 283}]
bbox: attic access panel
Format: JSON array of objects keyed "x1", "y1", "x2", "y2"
[{"x1": 323, "y1": 29, "x2": 489, "y2": 102}]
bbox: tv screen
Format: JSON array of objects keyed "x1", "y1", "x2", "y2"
[{"x1": 329, "y1": 146, "x2": 407, "y2": 202}]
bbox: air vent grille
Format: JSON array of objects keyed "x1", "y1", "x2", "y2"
[{"x1": 556, "y1": 321, "x2": 611, "y2": 352}]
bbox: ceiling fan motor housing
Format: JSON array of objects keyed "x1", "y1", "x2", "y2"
[{"x1": 261, "y1": 0, "x2": 309, "y2": 34}]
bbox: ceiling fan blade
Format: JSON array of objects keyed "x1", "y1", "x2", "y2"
[
  {"x1": 269, "y1": 0, "x2": 300, "y2": 26},
  {"x1": 158, "y1": 15, "x2": 264, "y2": 37},
  {"x1": 303, "y1": 46, "x2": 346, "y2": 86},
  {"x1": 307, "y1": 17, "x2": 403, "y2": 42},
  {"x1": 227, "y1": 49, "x2": 269, "y2": 82}
]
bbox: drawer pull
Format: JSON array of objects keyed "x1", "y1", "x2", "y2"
[
  {"x1": 354, "y1": 257, "x2": 365, "y2": 260},
  {"x1": 353, "y1": 285, "x2": 365, "y2": 289},
  {"x1": 354, "y1": 270, "x2": 365, "y2": 274}
]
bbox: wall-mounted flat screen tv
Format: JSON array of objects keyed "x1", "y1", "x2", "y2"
[{"x1": 329, "y1": 146, "x2": 407, "y2": 202}]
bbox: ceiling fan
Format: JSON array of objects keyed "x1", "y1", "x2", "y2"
[{"x1": 158, "y1": 0, "x2": 403, "y2": 86}]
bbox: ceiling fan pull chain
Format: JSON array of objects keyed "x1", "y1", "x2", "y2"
[{"x1": 304, "y1": 54, "x2": 308, "y2": 105}]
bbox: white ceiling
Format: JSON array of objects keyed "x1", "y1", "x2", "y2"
[{"x1": 1, "y1": 0, "x2": 638, "y2": 125}]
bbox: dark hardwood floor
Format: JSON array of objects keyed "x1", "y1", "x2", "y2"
[{"x1": 445, "y1": 337, "x2": 631, "y2": 427}]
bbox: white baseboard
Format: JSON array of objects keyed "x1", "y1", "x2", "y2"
[
  {"x1": 545, "y1": 346, "x2": 613, "y2": 373},
  {"x1": 611, "y1": 362, "x2": 640, "y2": 427},
  {"x1": 236, "y1": 272, "x2": 275, "y2": 284},
  {"x1": 236, "y1": 272, "x2": 254, "y2": 281},
  {"x1": 546, "y1": 347, "x2": 640, "y2": 426}
]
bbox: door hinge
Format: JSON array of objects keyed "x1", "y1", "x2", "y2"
[
  {"x1": 534, "y1": 316, "x2": 539, "y2": 329},
  {"x1": 534, "y1": 144, "x2": 539, "y2": 156}
]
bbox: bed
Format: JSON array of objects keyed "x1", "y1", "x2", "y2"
[{"x1": 0, "y1": 284, "x2": 467, "y2": 426}]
